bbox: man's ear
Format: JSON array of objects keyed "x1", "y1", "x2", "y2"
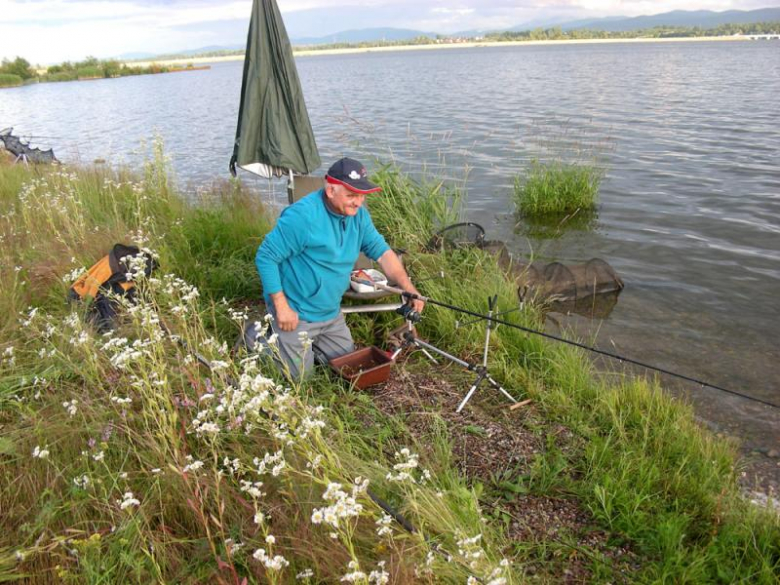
[{"x1": 324, "y1": 182, "x2": 334, "y2": 198}]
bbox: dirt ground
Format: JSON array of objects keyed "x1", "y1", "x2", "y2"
[{"x1": 366, "y1": 365, "x2": 640, "y2": 583}]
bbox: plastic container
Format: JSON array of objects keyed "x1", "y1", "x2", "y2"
[
  {"x1": 350, "y1": 269, "x2": 387, "y2": 293},
  {"x1": 329, "y1": 346, "x2": 393, "y2": 389}
]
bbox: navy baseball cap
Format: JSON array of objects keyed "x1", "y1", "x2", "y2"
[{"x1": 325, "y1": 157, "x2": 381, "y2": 194}]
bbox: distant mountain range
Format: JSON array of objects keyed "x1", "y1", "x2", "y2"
[
  {"x1": 125, "y1": 8, "x2": 780, "y2": 61},
  {"x1": 542, "y1": 7, "x2": 780, "y2": 32},
  {"x1": 457, "y1": 8, "x2": 780, "y2": 38},
  {"x1": 291, "y1": 8, "x2": 780, "y2": 45}
]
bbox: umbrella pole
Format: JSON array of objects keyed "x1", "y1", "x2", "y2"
[{"x1": 287, "y1": 169, "x2": 295, "y2": 204}]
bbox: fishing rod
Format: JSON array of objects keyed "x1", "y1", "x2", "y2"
[{"x1": 355, "y1": 279, "x2": 780, "y2": 411}]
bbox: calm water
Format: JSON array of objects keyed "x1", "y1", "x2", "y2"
[{"x1": 2, "y1": 41, "x2": 779, "y2": 453}]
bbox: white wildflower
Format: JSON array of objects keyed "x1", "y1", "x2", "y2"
[
  {"x1": 239, "y1": 480, "x2": 265, "y2": 499},
  {"x1": 119, "y1": 491, "x2": 140, "y2": 510},
  {"x1": 210, "y1": 360, "x2": 230, "y2": 371},
  {"x1": 228, "y1": 308, "x2": 248, "y2": 323},
  {"x1": 69, "y1": 331, "x2": 90, "y2": 346},
  {"x1": 368, "y1": 561, "x2": 390, "y2": 584},
  {"x1": 340, "y1": 560, "x2": 366, "y2": 583},
  {"x1": 194, "y1": 421, "x2": 220, "y2": 436},
  {"x1": 2, "y1": 346, "x2": 15, "y2": 367},
  {"x1": 253, "y1": 548, "x2": 289, "y2": 571},
  {"x1": 32, "y1": 445, "x2": 50, "y2": 459},
  {"x1": 386, "y1": 447, "x2": 426, "y2": 483},
  {"x1": 310, "y1": 481, "x2": 366, "y2": 529},
  {"x1": 63, "y1": 399, "x2": 78, "y2": 417},
  {"x1": 63, "y1": 267, "x2": 86, "y2": 283},
  {"x1": 375, "y1": 513, "x2": 393, "y2": 537},
  {"x1": 73, "y1": 474, "x2": 90, "y2": 489},
  {"x1": 19, "y1": 306, "x2": 39, "y2": 327},
  {"x1": 183, "y1": 459, "x2": 204, "y2": 473}
]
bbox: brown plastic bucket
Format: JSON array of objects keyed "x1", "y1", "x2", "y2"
[{"x1": 329, "y1": 346, "x2": 393, "y2": 389}]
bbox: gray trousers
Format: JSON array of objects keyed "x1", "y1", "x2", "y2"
[{"x1": 244, "y1": 307, "x2": 354, "y2": 380}]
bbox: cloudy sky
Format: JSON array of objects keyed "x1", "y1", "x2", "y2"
[{"x1": 1, "y1": 0, "x2": 775, "y2": 64}]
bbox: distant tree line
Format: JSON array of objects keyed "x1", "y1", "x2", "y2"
[
  {"x1": 484, "y1": 21, "x2": 780, "y2": 42},
  {"x1": 0, "y1": 57, "x2": 35, "y2": 87},
  {"x1": 294, "y1": 35, "x2": 438, "y2": 51},
  {"x1": 0, "y1": 56, "x2": 185, "y2": 89},
  {"x1": 44, "y1": 57, "x2": 172, "y2": 82}
]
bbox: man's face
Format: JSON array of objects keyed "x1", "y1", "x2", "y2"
[{"x1": 325, "y1": 183, "x2": 366, "y2": 216}]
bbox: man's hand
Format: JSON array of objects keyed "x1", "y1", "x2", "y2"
[
  {"x1": 271, "y1": 292, "x2": 299, "y2": 332},
  {"x1": 408, "y1": 295, "x2": 425, "y2": 315}
]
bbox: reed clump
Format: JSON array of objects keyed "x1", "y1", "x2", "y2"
[
  {"x1": 0, "y1": 73, "x2": 23, "y2": 88},
  {"x1": 513, "y1": 158, "x2": 603, "y2": 216}
]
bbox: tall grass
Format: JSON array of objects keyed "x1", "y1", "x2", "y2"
[
  {"x1": 513, "y1": 159, "x2": 603, "y2": 216},
  {"x1": 1, "y1": 153, "x2": 778, "y2": 584},
  {"x1": 0, "y1": 73, "x2": 23, "y2": 88},
  {"x1": 368, "y1": 164, "x2": 463, "y2": 251},
  {"x1": 0, "y1": 157, "x2": 518, "y2": 584}
]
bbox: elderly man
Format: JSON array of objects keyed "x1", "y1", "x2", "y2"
[{"x1": 254, "y1": 157, "x2": 424, "y2": 378}]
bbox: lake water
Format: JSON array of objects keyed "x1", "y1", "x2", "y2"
[{"x1": 2, "y1": 41, "x2": 779, "y2": 467}]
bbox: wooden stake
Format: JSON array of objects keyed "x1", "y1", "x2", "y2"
[{"x1": 509, "y1": 398, "x2": 532, "y2": 411}]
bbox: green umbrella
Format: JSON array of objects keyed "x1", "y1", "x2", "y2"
[{"x1": 229, "y1": 0, "x2": 321, "y2": 178}]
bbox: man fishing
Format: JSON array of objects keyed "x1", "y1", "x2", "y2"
[{"x1": 253, "y1": 157, "x2": 424, "y2": 378}]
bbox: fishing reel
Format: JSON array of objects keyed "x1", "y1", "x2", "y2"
[{"x1": 396, "y1": 301, "x2": 422, "y2": 323}]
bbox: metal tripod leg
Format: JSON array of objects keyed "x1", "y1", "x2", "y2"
[
  {"x1": 485, "y1": 373, "x2": 517, "y2": 404},
  {"x1": 396, "y1": 318, "x2": 516, "y2": 412},
  {"x1": 456, "y1": 369, "x2": 488, "y2": 413}
]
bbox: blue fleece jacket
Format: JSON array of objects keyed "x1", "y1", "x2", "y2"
[{"x1": 255, "y1": 189, "x2": 390, "y2": 322}]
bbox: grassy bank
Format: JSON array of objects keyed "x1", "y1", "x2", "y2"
[
  {"x1": 1, "y1": 155, "x2": 778, "y2": 583},
  {"x1": 0, "y1": 74, "x2": 23, "y2": 88},
  {"x1": 0, "y1": 56, "x2": 203, "y2": 90}
]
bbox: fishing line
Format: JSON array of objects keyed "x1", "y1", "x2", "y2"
[{"x1": 363, "y1": 282, "x2": 780, "y2": 411}]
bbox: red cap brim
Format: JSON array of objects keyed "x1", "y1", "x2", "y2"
[{"x1": 326, "y1": 174, "x2": 382, "y2": 194}]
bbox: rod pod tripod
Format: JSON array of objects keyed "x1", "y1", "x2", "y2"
[{"x1": 390, "y1": 294, "x2": 517, "y2": 412}]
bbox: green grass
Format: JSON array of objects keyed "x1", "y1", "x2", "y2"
[
  {"x1": 0, "y1": 73, "x2": 23, "y2": 88},
  {"x1": 368, "y1": 163, "x2": 463, "y2": 251},
  {"x1": 1, "y1": 154, "x2": 778, "y2": 584},
  {"x1": 513, "y1": 159, "x2": 603, "y2": 217}
]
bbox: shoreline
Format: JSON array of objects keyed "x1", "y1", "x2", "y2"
[{"x1": 127, "y1": 35, "x2": 751, "y2": 67}]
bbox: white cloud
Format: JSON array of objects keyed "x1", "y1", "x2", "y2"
[
  {"x1": 431, "y1": 7, "x2": 476, "y2": 15},
  {"x1": 0, "y1": 0, "x2": 770, "y2": 63},
  {"x1": 0, "y1": 0, "x2": 254, "y2": 62},
  {"x1": 0, "y1": 0, "x2": 252, "y2": 26}
]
